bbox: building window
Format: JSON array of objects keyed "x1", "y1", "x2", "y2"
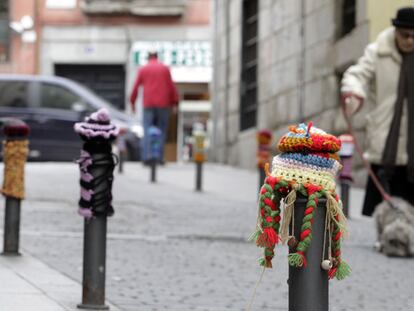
[
  {"x1": 0, "y1": 0, "x2": 9, "y2": 62},
  {"x1": 341, "y1": 0, "x2": 356, "y2": 37},
  {"x1": 240, "y1": 0, "x2": 258, "y2": 131}
]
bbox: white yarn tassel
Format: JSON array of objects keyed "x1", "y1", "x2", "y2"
[
  {"x1": 280, "y1": 188, "x2": 297, "y2": 243},
  {"x1": 326, "y1": 192, "x2": 348, "y2": 237}
]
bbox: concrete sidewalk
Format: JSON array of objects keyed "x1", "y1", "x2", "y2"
[
  {"x1": 0, "y1": 251, "x2": 121, "y2": 311},
  {"x1": 1, "y1": 162, "x2": 409, "y2": 311}
]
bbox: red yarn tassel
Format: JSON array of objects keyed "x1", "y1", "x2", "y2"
[
  {"x1": 264, "y1": 258, "x2": 273, "y2": 268},
  {"x1": 328, "y1": 267, "x2": 337, "y2": 279},
  {"x1": 298, "y1": 251, "x2": 307, "y2": 267},
  {"x1": 257, "y1": 227, "x2": 279, "y2": 247}
]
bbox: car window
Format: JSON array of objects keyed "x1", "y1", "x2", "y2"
[
  {"x1": 0, "y1": 81, "x2": 29, "y2": 107},
  {"x1": 40, "y1": 83, "x2": 82, "y2": 110}
]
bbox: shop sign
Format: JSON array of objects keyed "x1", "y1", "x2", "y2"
[{"x1": 132, "y1": 41, "x2": 212, "y2": 68}]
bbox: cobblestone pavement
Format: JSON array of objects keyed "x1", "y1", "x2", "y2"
[{"x1": 0, "y1": 162, "x2": 413, "y2": 310}]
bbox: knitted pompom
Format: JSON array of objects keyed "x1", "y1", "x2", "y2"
[{"x1": 89, "y1": 108, "x2": 111, "y2": 124}]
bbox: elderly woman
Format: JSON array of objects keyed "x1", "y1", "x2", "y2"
[{"x1": 341, "y1": 7, "x2": 414, "y2": 216}]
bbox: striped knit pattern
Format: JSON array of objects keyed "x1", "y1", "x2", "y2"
[{"x1": 251, "y1": 123, "x2": 350, "y2": 280}]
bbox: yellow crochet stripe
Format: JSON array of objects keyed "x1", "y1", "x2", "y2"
[
  {"x1": 271, "y1": 167, "x2": 336, "y2": 192},
  {"x1": 278, "y1": 137, "x2": 313, "y2": 152}
]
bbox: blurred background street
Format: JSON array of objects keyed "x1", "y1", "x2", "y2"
[
  {"x1": 0, "y1": 0, "x2": 414, "y2": 310},
  {"x1": 0, "y1": 162, "x2": 412, "y2": 310}
]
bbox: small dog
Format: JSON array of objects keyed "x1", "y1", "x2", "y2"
[{"x1": 373, "y1": 197, "x2": 414, "y2": 257}]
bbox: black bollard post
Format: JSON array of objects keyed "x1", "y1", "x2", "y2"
[
  {"x1": 252, "y1": 123, "x2": 350, "y2": 311},
  {"x1": 1, "y1": 120, "x2": 29, "y2": 256},
  {"x1": 81, "y1": 216, "x2": 107, "y2": 308},
  {"x1": 338, "y1": 134, "x2": 355, "y2": 218},
  {"x1": 75, "y1": 109, "x2": 118, "y2": 310},
  {"x1": 3, "y1": 198, "x2": 21, "y2": 255},
  {"x1": 192, "y1": 123, "x2": 206, "y2": 192},
  {"x1": 340, "y1": 180, "x2": 351, "y2": 218},
  {"x1": 118, "y1": 151, "x2": 124, "y2": 174},
  {"x1": 150, "y1": 159, "x2": 157, "y2": 183},
  {"x1": 195, "y1": 162, "x2": 203, "y2": 191},
  {"x1": 116, "y1": 129, "x2": 127, "y2": 174},
  {"x1": 148, "y1": 126, "x2": 161, "y2": 183},
  {"x1": 288, "y1": 196, "x2": 328, "y2": 311}
]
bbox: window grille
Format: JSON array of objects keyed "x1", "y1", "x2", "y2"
[
  {"x1": 240, "y1": 0, "x2": 258, "y2": 130},
  {"x1": 341, "y1": 0, "x2": 356, "y2": 37}
]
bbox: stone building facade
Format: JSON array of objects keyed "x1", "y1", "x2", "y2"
[{"x1": 211, "y1": 0, "x2": 413, "y2": 177}]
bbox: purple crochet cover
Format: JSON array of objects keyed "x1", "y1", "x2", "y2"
[
  {"x1": 75, "y1": 108, "x2": 118, "y2": 218},
  {"x1": 74, "y1": 108, "x2": 119, "y2": 140}
]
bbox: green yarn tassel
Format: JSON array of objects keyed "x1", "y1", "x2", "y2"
[
  {"x1": 288, "y1": 253, "x2": 304, "y2": 267},
  {"x1": 335, "y1": 261, "x2": 351, "y2": 280},
  {"x1": 258, "y1": 256, "x2": 272, "y2": 268},
  {"x1": 248, "y1": 229, "x2": 261, "y2": 242}
]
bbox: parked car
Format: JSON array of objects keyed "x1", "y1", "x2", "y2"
[{"x1": 0, "y1": 74, "x2": 143, "y2": 161}]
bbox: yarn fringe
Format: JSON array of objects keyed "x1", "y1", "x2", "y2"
[
  {"x1": 248, "y1": 229, "x2": 262, "y2": 242},
  {"x1": 251, "y1": 178, "x2": 350, "y2": 280},
  {"x1": 288, "y1": 252, "x2": 307, "y2": 267},
  {"x1": 333, "y1": 261, "x2": 351, "y2": 280},
  {"x1": 326, "y1": 192, "x2": 348, "y2": 236},
  {"x1": 259, "y1": 257, "x2": 273, "y2": 268},
  {"x1": 280, "y1": 187, "x2": 296, "y2": 243}
]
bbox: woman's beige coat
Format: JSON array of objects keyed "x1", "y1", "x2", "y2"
[{"x1": 341, "y1": 27, "x2": 408, "y2": 165}]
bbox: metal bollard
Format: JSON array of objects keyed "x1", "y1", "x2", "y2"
[
  {"x1": 148, "y1": 126, "x2": 162, "y2": 183},
  {"x1": 338, "y1": 134, "x2": 354, "y2": 218},
  {"x1": 256, "y1": 130, "x2": 272, "y2": 191},
  {"x1": 288, "y1": 196, "x2": 328, "y2": 311},
  {"x1": 116, "y1": 128, "x2": 127, "y2": 174},
  {"x1": 1, "y1": 120, "x2": 29, "y2": 256},
  {"x1": 74, "y1": 109, "x2": 118, "y2": 310},
  {"x1": 252, "y1": 123, "x2": 350, "y2": 311},
  {"x1": 192, "y1": 123, "x2": 206, "y2": 192}
]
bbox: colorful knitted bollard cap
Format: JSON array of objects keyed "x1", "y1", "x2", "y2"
[
  {"x1": 251, "y1": 122, "x2": 350, "y2": 281},
  {"x1": 272, "y1": 123, "x2": 342, "y2": 192}
]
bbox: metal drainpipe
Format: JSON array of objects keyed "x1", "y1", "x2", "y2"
[
  {"x1": 211, "y1": 0, "x2": 219, "y2": 162},
  {"x1": 223, "y1": 0, "x2": 230, "y2": 164},
  {"x1": 298, "y1": 0, "x2": 306, "y2": 123}
]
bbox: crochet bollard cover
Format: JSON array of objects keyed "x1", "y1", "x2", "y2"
[
  {"x1": 250, "y1": 122, "x2": 351, "y2": 281},
  {"x1": 74, "y1": 108, "x2": 119, "y2": 218}
]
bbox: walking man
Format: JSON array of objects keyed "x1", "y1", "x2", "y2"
[{"x1": 130, "y1": 51, "x2": 179, "y2": 164}]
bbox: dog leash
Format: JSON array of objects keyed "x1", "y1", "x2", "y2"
[{"x1": 341, "y1": 99, "x2": 396, "y2": 209}]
